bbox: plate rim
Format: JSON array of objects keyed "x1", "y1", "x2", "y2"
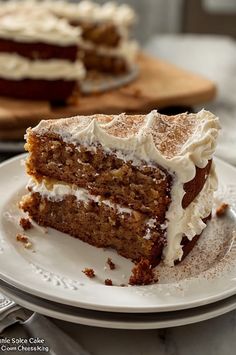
[
  {"x1": 80, "y1": 64, "x2": 139, "y2": 95},
  {"x1": 1, "y1": 278, "x2": 236, "y2": 329},
  {"x1": 0, "y1": 154, "x2": 236, "y2": 313}
]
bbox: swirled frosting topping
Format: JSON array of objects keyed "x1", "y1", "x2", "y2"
[
  {"x1": 31, "y1": 110, "x2": 220, "y2": 266},
  {"x1": 0, "y1": 0, "x2": 136, "y2": 27},
  {"x1": 0, "y1": 11, "x2": 81, "y2": 45},
  {"x1": 33, "y1": 110, "x2": 220, "y2": 182},
  {"x1": 41, "y1": 0, "x2": 136, "y2": 26}
]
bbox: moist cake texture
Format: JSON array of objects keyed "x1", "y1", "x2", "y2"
[{"x1": 21, "y1": 109, "x2": 220, "y2": 267}]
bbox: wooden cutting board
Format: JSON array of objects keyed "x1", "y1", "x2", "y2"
[{"x1": 0, "y1": 52, "x2": 216, "y2": 139}]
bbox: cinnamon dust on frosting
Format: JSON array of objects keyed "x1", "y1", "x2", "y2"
[{"x1": 30, "y1": 110, "x2": 220, "y2": 266}]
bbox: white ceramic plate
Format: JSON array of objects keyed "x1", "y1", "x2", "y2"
[
  {"x1": 1, "y1": 278, "x2": 236, "y2": 329},
  {"x1": 0, "y1": 141, "x2": 24, "y2": 154},
  {"x1": 0, "y1": 154, "x2": 236, "y2": 313},
  {"x1": 80, "y1": 65, "x2": 139, "y2": 94}
]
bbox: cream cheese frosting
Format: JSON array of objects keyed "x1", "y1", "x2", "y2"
[
  {"x1": 33, "y1": 110, "x2": 219, "y2": 181},
  {"x1": 0, "y1": 53, "x2": 86, "y2": 80},
  {"x1": 78, "y1": 39, "x2": 138, "y2": 64},
  {"x1": 0, "y1": 11, "x2": 81, "y2": 45},
  {"x1": 28, "y1": 178, "x2": 163, "y2": 240},
  {"x1": 28, "y1": 178, "x2": 133, "y2": 215},
  {"x1": 40, "y1": 0, "x2": 136, "y2": 27},
  {"x1": 0, "y1": 0, "x2": 136, "y2": 27},
  {"x1": 163, "y1": 163, "x2": 218, "y2": 265},
  {"x1": 31, "y1": 110, "x2": 220, "y2": 265}
]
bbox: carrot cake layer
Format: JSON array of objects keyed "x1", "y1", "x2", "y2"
[{"x1": 21, "y1": 180, "x2": 165, "y2": 265}]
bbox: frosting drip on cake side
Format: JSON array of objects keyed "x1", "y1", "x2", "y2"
[
  {"x1": 163, "y1": 163, "x2": 218, "y2": 264},
  {"x1": 31, "y1": 110, "x2": 220, "y2": 266},
  {"x1": 0, "y1": 54, "x2": 86, "y2": 80}
]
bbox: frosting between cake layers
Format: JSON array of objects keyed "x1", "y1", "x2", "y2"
[
  {"x1": 27, "y1": 178, "x2": 133, "y2": 215},
  {"x1": 31, "y1": 109, "x2": 220, "y2": 265},
  {"x1": 163, "y1": 163, "x2": 218, "y2": 265},
  {"x1": 0, "y1": 11, "x2": 81, "y2": 45},
  {"x1": 0, "y1": 53, "x2": 86, "y2": 80},
  {"x1": 78, "y1": 39, "x2": 138, "y2": 63}
]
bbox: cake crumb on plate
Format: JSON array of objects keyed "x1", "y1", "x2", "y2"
[
  {"x1": 19, "y1": 217, "x2": 32, "y2": 230},
  {"x1": 107, "y1": 257, "x2": 116, "y2": 270},
  {"x1": 82, "y1": 268, "x2": 95, "y2": 278},
  {"x1": 16, "y1": 233, "x2": 32, "y2": 249},
  {"x1": 216, "y1": 203, "x2": 229, "y2": 217},
  {"x1": 16, "y1": 233, "x2": 29, "y2": 243},
  {"x1": 129, "y1": 258, "x2": 157, "y2": 286},
  {"x1": 104, "y1": 279, "x2": 113, "y2": 286}
]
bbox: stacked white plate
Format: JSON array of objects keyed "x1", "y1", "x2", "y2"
[{"x1": 0, "y1": 155, "x2": 236, "y2": 329}]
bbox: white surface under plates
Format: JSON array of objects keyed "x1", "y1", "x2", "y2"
[
  {"x1": 2, "y1": 280, "x2": 236, "y2": 355},
  {"x1": 57, "y1": 309, "x2": 236, "y2": 355},
  {"x1": 146, "y1": 34, "x2": 236, "y2": 166},
  {"x1": 0, "y1": 154, "x2": 236, "y2": 313},
  {"x1": 3, "y1": 309, "x2": 236, "y2": 355}
]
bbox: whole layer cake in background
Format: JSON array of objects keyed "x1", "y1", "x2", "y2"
[
  {"x1": 20, "y1": 109, "x2": 220, "y2": 267},
  {"x1": 43, "y1": 0, "x2": 138, "y2": 74},
  {"x1": 0, "y1": 7, "x2": 86, "y2": 100},
  {"x1": 0, "y1": 0, "x2": 137, "y2": 101}
]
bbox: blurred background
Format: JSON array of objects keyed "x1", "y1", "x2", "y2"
[
  {"x1": 81, "y1": 0, "x2": 236, "y2": 42},
  {"x1": 70, "y1": 0, "x2": 236, "y2": 165}
]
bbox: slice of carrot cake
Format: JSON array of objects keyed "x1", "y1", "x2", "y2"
[{"x1": 20, "y1": 110, "x2": 220, "y2": 266}]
